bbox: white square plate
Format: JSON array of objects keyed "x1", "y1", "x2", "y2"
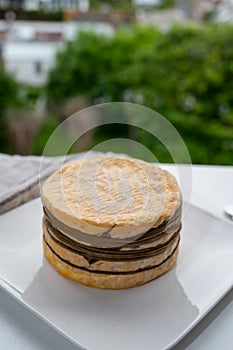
[{"x1": 0, "y1": 198, "x2": 232, "y2": 350}]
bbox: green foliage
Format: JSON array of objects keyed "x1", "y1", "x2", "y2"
[
  {"x1": 46, "y1": 24, "x2": 233, "y2": 165},
  {"x1": 47, "y1": 26, "x2": 159, "y2": 103},
  {"x1": 0, "y1": 69, "x2": 19, "y2": 152},
  {"x1": 47, "y1": 31, "x2": 112, "y2": 103},
  {"x1": 156, "y1": 0, "x2": 175, "y2": 10},
  {"x1": 89, "y1": 0, "x2": 133, "y2": 10},
  {"x1": 31, "y1": 114, "x2": 61, "y2": 155},
  {"x1": 0, "y1": 69, "x2": 19, "y2": 114},
  {"x1": 26, "y1": 86, "x2": 44, "y2": 102},
  {"x1": 89, "y1": 0, "x2": 175, "y2": 10},
  {"x1": 138, "y1": 24, "x2": 233, "y2": 164}
]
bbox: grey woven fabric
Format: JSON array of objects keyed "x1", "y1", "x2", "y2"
[
  {"x1": 0, "y1": 151, "x2": 102, "y2": 214},
  {"x1": 0, "y1": 151, "x2": 122, "y2": 215},
  {"x1": 0, "y1": 153, "x2": 79, "y2": 215}
]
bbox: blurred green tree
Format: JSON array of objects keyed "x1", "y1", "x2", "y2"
[
  {"x1": 89, "y1": 0, "x2": 175, "y2": 10},
  {"x1": 47, "y1": 26, "x2": 159, "y2": 104},
  {"x1": 45, "y1": 24, "x2": 233, "y2": 165},
  {"x1": 0, "y1": 69, "x2": 19, "y2": 152}
]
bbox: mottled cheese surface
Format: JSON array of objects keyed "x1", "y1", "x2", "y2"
[{"x1": 42, "y1": 156, "x2": 181, "y2": 238}]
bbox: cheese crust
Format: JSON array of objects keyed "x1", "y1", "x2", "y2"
[
  {"x1": 41, "y1": 155, "x2": 182, "y2": 289},
  {"x1": 42, "y1": 156, "x2": 182, "y2": 239}
]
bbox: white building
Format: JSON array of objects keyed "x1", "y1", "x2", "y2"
[
  {"x1": 1, "y1": 20, "x2": 114, "y2": 86},
  {"x1": 217, "y1": 0, "x2": 233, "y2": 22},
  {"x1": 137, "y1": 9, "x2": 186, "y2": 29},
  {"x1": 3, "y1": 41, "x2": 62, "y2": 86},
  {"x1": 176, "y1": 0, "x2": 226, "y2": 19},
  {"x1": 176, "y1": 0, "x2": 233, "y2": 21},
  {"x1": 0, "y1": 0, "x2": 90, "y2": 12}
]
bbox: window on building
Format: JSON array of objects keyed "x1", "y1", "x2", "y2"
[{"x1": 35, "y1": 61, "x2": 42, "y2": 75}]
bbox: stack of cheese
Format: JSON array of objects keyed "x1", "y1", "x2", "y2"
[{"x1": 41, "y1": 156, "x2": 182, "y2": 289}]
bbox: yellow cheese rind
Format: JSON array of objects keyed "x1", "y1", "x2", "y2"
[{"x1": 43, "y1": 238, "x2": 179, "y2": 290}]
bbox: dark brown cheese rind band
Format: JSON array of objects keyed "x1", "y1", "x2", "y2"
[
  {"x1": 43, "y1": 204, "x2": 182, "y2": 248},
  {"x1": 44, "y1": 216, "x2": 181, "y2": 262},
  {"x1": 43, "y1": 203, "x2": 181, "y2": 263},
  {"x1": 43, "y1": 234, "x2": 180, "y2": 275}
]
